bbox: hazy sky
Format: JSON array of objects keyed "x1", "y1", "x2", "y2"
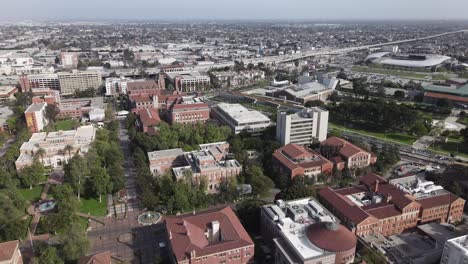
[{"x1": 3, "y1": 0, "x2": 468, "y2": 21}]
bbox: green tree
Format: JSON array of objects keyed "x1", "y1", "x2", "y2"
[
  {"x1": 35, "y1": 148, "x2": 46, "y2": 165},
  {"x1": 411, "y1": 122, "x2": 429, "y2": 137},
  {"x1": 60, "y1": 224, "x2": 90, "y2": 262},
  {"x1": 19, "y1": 161, "x2": 46, "y2": 189},
  {"x1": 32, "y1": 246, "x2": 64, "y2": 264},
  {"x1": 90, "y1": 166, "x2": 113, "y2": 202},
  {"x1": 45, "y1": 104, "x2": 60, "y2": 123}
]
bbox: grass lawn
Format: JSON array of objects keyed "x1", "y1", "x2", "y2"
[
  {"x1": 432, "y1": 74, "x2": 449, "y2": 81},
  {"x1": 430, "y1": 139, "x2": 468, "y2": 158},
  {"x1": 351, "y1": 66, "x2": 428, "y2": 79},
  {"x1": 79, "y1": 197, "x2": 107, "y2": 217},
  {"x1": 18, "y1": 186, "x2": 43, "y2": 203},
  {"x1": 54, "y1": 119, "x2": 79, "y2": 131},
  {"x1": 329, "y1": 123, "x2": 417, "y2": 145}
]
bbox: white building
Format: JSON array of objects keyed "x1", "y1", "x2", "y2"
[
  {"x1": 15, "y1": 125, "x2": 97, "y2": 170},
  {"x1": 105, "y1": 77, "x2": 130, "y2": 96},
  {"x1": 211, "y1": 103, "x2": 272, "y2": 135},
  {"x1": 61, "y1": 52, "x2": 78, "y2": 68},
  {"x1": 88, "y1": 108, "x2": 105, "y2": 121},
  {"x1": 276, "y1": 107, "x2": 329, "y2": 145},
  {"x1": 440, "y1": 235, "x2": 468, "y2": 264}
]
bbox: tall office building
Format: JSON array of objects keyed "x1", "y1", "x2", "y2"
[
  {"x1": 58, "y1": 70, "x2": 102, "y2": 95},
  {"x1": 276, "y1": 107, "x2": 329, "y2": 146},
  {"x1": 441, "y1": 235, "x2": 468, "y2": 264}
]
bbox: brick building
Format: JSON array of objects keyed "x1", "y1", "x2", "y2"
[
  {"x1": 137, "y1": 108, "x2": 161, "y2": 135},
  {"x1": 165, "y1": 206, "x2": 254, "y2": 264},
  {"x1": 320, "y1": 137, "x2": 377, "y2": 170},
  {"x1": 272, "y1": 144, "x2": 333, "y2": 180},
  {"x1": 318, "y1": 173, "x2": 465, "y2": 237},
  {"x1": 0, "y1": 240, "x2": 23, "y2": 264},
  {"x1": 170, "y1": 103, "x2": 210, "y2": 124}
]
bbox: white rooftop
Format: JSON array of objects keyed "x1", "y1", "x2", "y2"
[{"x1": 216, "y1": 103, "x2": 270, "y2": 124}]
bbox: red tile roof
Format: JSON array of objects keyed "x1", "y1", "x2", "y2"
[
  {"x1": 319, "y1": 187, "x2": 373, "y2": 224},
  {"x1": 273, "y1": 144, "x2": 332, "y2": 171},
  {"x1": 138, "y1": 108, "x2": 161, "y2": 127},
  {"x1": 418, "y1": 193, "x2": 464, "y2": 209},
  {"x1": 165, "y1": 206, "x2": 254, "y2": 262},
  {"x1": 0, "y1": 240, "x2": 19, "y2": 262},
  {"x1": 321, "y1": 136, "x2": 370, "y2": 159},
  {"x1": 172, "y1": 103, "x2": 209, "y2": 111},
  {"x1": 364, "y1": 203, "x2": 402, "y2": 219},
  {"x1": 424, "y1": 92, "x2": 468, "y2": 103}
]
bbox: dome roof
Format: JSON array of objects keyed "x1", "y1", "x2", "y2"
[{"x1": 306, "y1": 222, "x2": 357, "y2": 252}]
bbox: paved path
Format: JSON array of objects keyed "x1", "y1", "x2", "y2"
[{"x1": 27, "y1": 183, "x2": 50, "y2": 236}]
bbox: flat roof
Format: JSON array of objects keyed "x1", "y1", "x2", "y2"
[
  {"x1": 148, "y1": 148, "x2": 184, "y2": 160},
  {"x1": 379, "y1": 55, "x2": 451, "y2": 68},
  {"x1": 216, "y1": 103, "x2": 270, "y2": 124},
  {"x1": 25, "y1": 102, "x2": 46, "y2": 113}
]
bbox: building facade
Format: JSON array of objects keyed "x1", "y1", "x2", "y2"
[
  {"x1": 24, "y1": 102, "x2": 48, "y2": 133},
  {"x1": 165, "y1": 70, "x2": 210, "y2": 92},
  {"x1": 170, "y1": 103, "x2": 210, "y2": 124},
  {"x1": 19, "y1": 74, "x2": 60, "y2": 92},
  {"x1": 60, "y1": 52, "x2": 79, "y2": 68},
  {"x1": 320, "y1": 137, "x2": 376, "y2": 170},
  {"x1": 276, "y1": 107, "x2": 329, "y2": 146},
  {"x1": 57, "y1": 70, "x2": 102, "y2": 95}
]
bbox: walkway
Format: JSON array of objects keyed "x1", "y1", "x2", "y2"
[{"x1": 27, "y1": 183, "x2": 50, "y2": 236}]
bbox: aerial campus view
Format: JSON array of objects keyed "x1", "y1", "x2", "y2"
[{"x1": 0, "y1": 0, "x2": 468, "y2": 264}]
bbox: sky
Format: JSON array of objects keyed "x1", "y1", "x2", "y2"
[{"x1": 3, "y1": 0, "x2": 468, "y2": 21}]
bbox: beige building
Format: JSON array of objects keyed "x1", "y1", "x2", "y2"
[
  {"x1": 148, "y1": 142, "x2": 242, "y2": 193},
  {"x1": 58, "y1": 70, "x2": 102, "y2": 95},
  {"x1": 15, "y1": 125, "x2": 96, "y2": 170}
]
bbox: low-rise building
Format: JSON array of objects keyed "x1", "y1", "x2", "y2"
[
  {"x1": 266, "y1": 75, "x2": 338, "y2": 104},
  {"x1": 272, "y1": 144, "x2": 333, "y2": 180},
  {"x1": 0, "y1": 86, "x2": 17, "y2": 101},
  {"x1": 441, "y1": 235, "x2": 468, "y2": 264},
  {"x1": 165, "y1": 206, "x2": 254, "y2": 264},
  {"x1": 318, "y1": 173, "x2": 465, "y2": 237},
  {"x1": 165, "y1": 70, "x2": 210, "y2": 92},
  {"x1": 320, "y1": 137, "x2": 376, "y2": 170},
  {"x1": 0, "y1": 240, "x2": 23, "y2": 264},
  {"x1": 137, "y1": 108, "x2": 161, "y2": 135},
  {"x1": 211, "y1": 70, "x2": 265, "y2": 89},
  {"x1": 170, "y1": 103, "x2": 210, "y2": 124},
  {"x1": 15, "y1": 125, "x2": 96, "y2": 170},
  {"x1": 24, "y1": 102, "x2": 48, "y2": 133},
  {"x1": 211, "y1": 103, "x2": 271, "y2": 136},
  {"x1": 148, "y1": 142, "x2": 241, "y2": 193},
  {"x1": 276, "y1": 107, "x2": 329, "y2": 145},
  {"x1": 260, "y1": 198, "x2": 357, "y2": 264}
]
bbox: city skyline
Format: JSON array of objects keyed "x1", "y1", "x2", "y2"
[{"x1": 3, "y1": 0, "x2": 468, "y2": 21}]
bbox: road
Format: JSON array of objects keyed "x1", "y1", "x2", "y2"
[{"x1": 101, "y1": 29, "x2": 468, "y2": 78}]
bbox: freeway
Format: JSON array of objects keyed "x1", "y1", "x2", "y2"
[{"x1": 101, "y1": 29, "x2": 467, "y2": 76}]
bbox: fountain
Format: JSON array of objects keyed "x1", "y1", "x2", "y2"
[
  {"x1": 137, "y1": 211, "x2": 161, "y2": 225},
  {"x1": 37, "y1": 200, "x2": 56, "y2": 213}
]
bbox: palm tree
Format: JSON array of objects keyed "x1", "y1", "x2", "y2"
[
  {"x1": 35, "y1": 148, "x2": 46, "y2": 165},
  {"x1": 63, "y1": 145, "x2": 74, "y2": 163}
]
